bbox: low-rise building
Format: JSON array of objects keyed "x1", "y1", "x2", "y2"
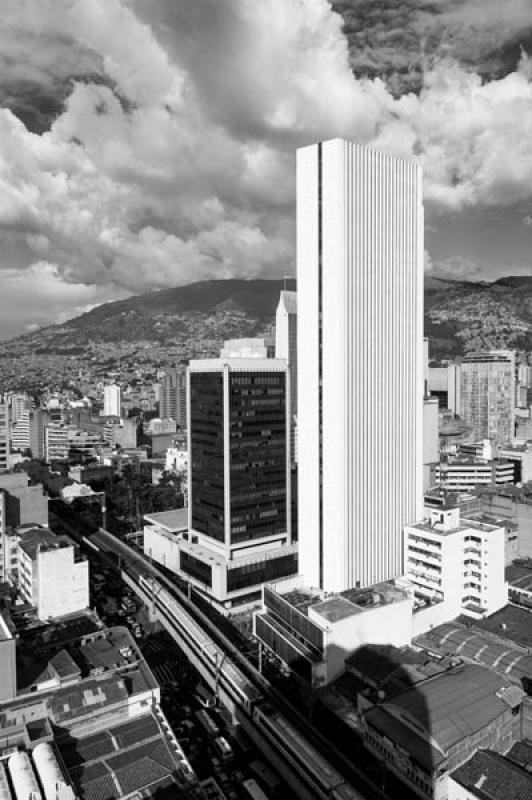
[
  {"x1": 405, "y1": 507, "x2": 508, "y2": 636},
  {"x1": 479, "y1": 485, "x2": 532, "y2": 559},
  {"x1": 0, "y1": 474, "x2": 48, "y2": 583},
  {"x1": 17, "y1": 527, "x2": 89, "y2": 621},
  {"x1": 363, "y1": 664, "x2": 525, "y2": 800},
  {"x1": 44, "y1": 423, "x2": 69, "y2": 462},
  {"x1": 435, "y1": 456, "x2": 515, "y2": 491},
  {"x1": 0, "y1": 612, "x2": 16, "y2": 702},
  {"x1": 0, "y1": 402, "x2": 10, "y2": 472},
  {"x1": 0, "y1": 624, "x2": 199, "y2": 799},
  {"x1": 253, "y1": 578, "x2": 413, "y2": 686},
  {"x1": 143, "y1": 509, "x2": 298, "y2": 611}
]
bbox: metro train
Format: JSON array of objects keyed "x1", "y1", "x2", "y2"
[{"x1": 138, "y1": 574, "x2": 368, "y2": 800}]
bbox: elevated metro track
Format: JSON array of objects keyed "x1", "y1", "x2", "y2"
[{"x1": 49, "y1": 506, "x2": 391, "y2": 800}]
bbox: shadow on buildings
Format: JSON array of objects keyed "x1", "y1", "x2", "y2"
[{"x1": 270, "y1": 643, "x2": 436, "y2": 800}]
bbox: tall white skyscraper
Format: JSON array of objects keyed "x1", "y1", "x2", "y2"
[
  {"x1": 103, "y1": 384, "x2": 121, "y2": 418},
  {"x1": 297, "y1": 138, "x2": 424, "y2": 592}
]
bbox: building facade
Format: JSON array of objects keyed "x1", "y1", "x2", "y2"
[
  {"x1": 17, "y1": 528, "x2": 89, "y2": 621},
  {"x1": 460, "y1": 351, "x2": 515, "y2": 445},
  {"x1": 103, "y1": 384, "x2": 121, "y2": 418},
  {"x1": 434, "y1": 456, "x2": 515, "y2": 491},
  {"x1": 179, "y1": 358, "x2": 297, "y2": 607},
  {"x1": 297, "y1": 138, "x2": 424, "y2": 592},
  {"x1": 160, "y1": 368, "x2": 186, "y2": 429},
  {"x1": 427, "y1": 363, "x2": 461, "y2": 413},
  {"x1": 405, "y1": 507, "x2": 508, "y2": 635},
  {"x1": 254, "y1": 578, "x2": 413, "y2": 686},
  {"x1": 0, "y1": 402, "x2": 10, "y2": 472}
]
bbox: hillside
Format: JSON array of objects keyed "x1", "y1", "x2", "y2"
[
  {"x1": 2, "y1": 274, "x2": 532, "y2": 367},
  {"x1": 3, "y1": 279, "x2": 286, "y2": 354}
]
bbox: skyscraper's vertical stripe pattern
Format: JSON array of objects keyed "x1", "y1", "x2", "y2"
[{"x1": 297, "y1": 139, "x2": 423, "y2": 592}]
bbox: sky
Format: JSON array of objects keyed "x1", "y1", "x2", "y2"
[{"x1": 1, "y1": 0, "x2": 532, "y2": 339}]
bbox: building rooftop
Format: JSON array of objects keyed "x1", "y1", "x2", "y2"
[
  {"x1": 189, "y1": 357, "x2": 286, "y2": 371},
  {"x1": 18, "y1": 526, "x2": 73, "y2": 559},
  {"x1": 144, "y1": 507, "x2": 188, "y2": 532},
  {"x1": 60, "y1": 713, "x2": 192, "y2": 800},
  {"x1": 451, "y1": 749, "x2": 532, "y2": 800},
  {"x1": 365, "y1": 665, "x2": 515, "y2": 769},
  {"x1": 414, "y1": 616, "x2": 532, "y2": 684},
  {"x1": 457, "y1": 604, "x2": 532, "y2": 650},
  {"x1": 77, "y1": 628, "x2": 139, "y2": 672},
  {"x1": 409, "y1": 515, "x2": 500, "y2": 537},
  {"x1": 506, "y1": 560, "x2": 532, "y2": 592},
  {"x1": 311, "y1": 596, "x2": 363, "y2": 623},
  {"x1": 274, "y1": 581, "x2": 410, "y2": 627},
  {"x1": 345, "y1": 644, "x2": 449, "y2": 693},
  {"x1": 506, "y1": 739, "x2": 532, "y2": 770}
]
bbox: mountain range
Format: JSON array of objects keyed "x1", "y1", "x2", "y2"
[{"x1": 3, "y1": 275, "x2": 532, "y2": 363}]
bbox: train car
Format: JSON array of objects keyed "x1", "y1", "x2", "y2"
[
  {"x1": 195, "y1": 709, "x2": 220, "y2": 737},
  {"x1": 253, "y1": 704, "x2": 357, "y2": 800},
  {"x1": 139, "y1": 575, "x2": 262, "y2": 713},
  {"x1": 249, "y1": 760, "x2": 282, "y2": 799},
  {"x1": 331, "y1": 782, "x2": 368, "y2": 800},
  {"x1": 242, "y1": 778, "x2": 269, "y2": 800}
]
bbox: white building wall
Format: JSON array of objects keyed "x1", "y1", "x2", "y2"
[
  {"x1": 144, "y1": 525, "x2": 181, "y2": 572},
  {"x1": 103, "y1": 385, "x2": 121, "y2": 417},
  {"x1": 297, "y1": 139, "x2": 424, "y2": 592},
  {"x1": 424, "y1": 398, "x2": 439, "y2": 490},
  {"x1": 36, "y1": 546, "x2": 89, "y2": 620},
  {"x1": 446, "y1": 776, "x2": 484, "y2": 800},
  {"x1": 311, "y1": 596, "x2": 413, "y2": 684},
  {"x1": 406, "y1": 509, "x2": 508, "y2": 635},
  {"x1": 0, "y1": 403, "x2": 10, "y2": 472},
  {"x1": 297, "y1": 144, "x2": 322, "y2": 589}
]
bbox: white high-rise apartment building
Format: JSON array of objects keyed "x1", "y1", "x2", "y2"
[
  {"x1": 103, "y1": 383, "x2": 121, "y2": 418},
  {"x1": 0, "y1": 402, "x2": 10, "y2": 472},
  {"x1": 297, "y1": 139, "x2": 424, "y2": 592}
]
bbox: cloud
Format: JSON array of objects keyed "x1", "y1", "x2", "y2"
[
  {"x1": 427, "y1": 255, "x2": 485, "y2": 282},
  {"x1": 1, "y1": 0, "x2": 532, "y2": 337},
  {"x1": 0, "y1": 261, "x2": 130, "y2": 339},
  {"x1": 333, "y1": 0, "x2": 532, "y2": 94}
]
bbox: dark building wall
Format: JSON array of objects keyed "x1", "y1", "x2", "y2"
[
  {"x1": 190, "y1": 372, "x2": 225, "y2": 542},
  {"x1": 229, "y1": 371, "x2": 287, "y2": 544}
]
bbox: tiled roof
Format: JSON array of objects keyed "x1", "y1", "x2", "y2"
[{"x1": 451, "y1": 749, "x2": 532, "y2": 800}]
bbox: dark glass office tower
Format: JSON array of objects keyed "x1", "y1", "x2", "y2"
[
  {"x1": 189, "y1": 371, "x2": 225, "y2": 541},
  {"x1": 189, "y1": 359, "x2": 291, "y2": 552}
]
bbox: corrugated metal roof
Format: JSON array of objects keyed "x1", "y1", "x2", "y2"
[
  {"x1": 414, "y1": 621, "x2": 532, "y2": 684},
  {"x1": 375, "y1": 665, "x2": 509, "y2": 754}
]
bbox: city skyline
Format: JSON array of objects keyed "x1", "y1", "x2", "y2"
[{"x1": 1, "y1": 1, "x2": 532, "y2": 339}]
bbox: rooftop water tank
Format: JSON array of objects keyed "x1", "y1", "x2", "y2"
[
  {"x1": 8, "y1": 751, "x2": 42, "y2": 800},
  {"x1": 31, "y1": 745, "x2": 65, "y2": 800}
]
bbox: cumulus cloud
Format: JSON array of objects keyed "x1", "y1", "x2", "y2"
[
  {"x1": 0, "y1": 0, "x2": 532, "y2": 337},
  {"x1": 333, "y1": 0, "x2": 532, "y2": 94}
]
